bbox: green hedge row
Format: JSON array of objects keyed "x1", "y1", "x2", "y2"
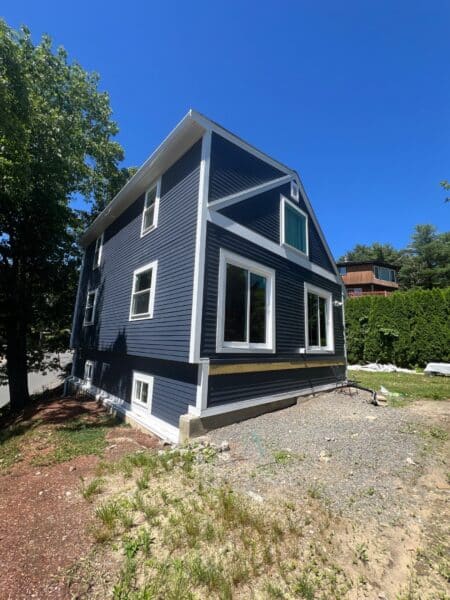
[{"x1": 345, "y1": 288, "x2": 450, "y2": 368}]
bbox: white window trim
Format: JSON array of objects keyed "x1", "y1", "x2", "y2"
[
  {"x1": 83, "y1": 288, "x2": 98, "y2": 326},
  {"x1": 93, "y1": 233, "x2": 104, "y2": 269},
  {"x1": 84, "y1": 360, "x2": 94, "y2": 382},
  {"x1": 129, "y1": 260, "x2": 158, "y2": 321},
  {"x1": 304, "y1": 283, "x2": 334, "y2": 353},
  {"x1": 216, "y1": 249, "x2": 275, "y2": 354},
  {"x1": 131, "y1": 371, "x2": 154, "y2": 410},
  {"x1": 141, "y1": 179, "x2": 161, "y2": 237},
  {"x1": 280, "y1": 196, "x2": 309, "y2": 257},
  {"x1": 290, "y1": 180, "x2": 299, "y2": 202}
]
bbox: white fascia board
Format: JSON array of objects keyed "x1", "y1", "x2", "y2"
[
  {"x1": 207, "y1": 209, "x2": 342, "y2": 285},
  {"x1": 208, "y1": 174, "x2": 293, "y2": 211}
]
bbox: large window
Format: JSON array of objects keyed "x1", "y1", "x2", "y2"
[
  {"x1": 217, "y1": 250, "x2": 275, "y2": 352},
  {"x1": 304, "y1": 283, "x2": 334, "y2": 352},
  {"x1": 83, "y1": 289, "x2": 98, "y2": 326},
  {"x1": 281, "y1": 197, "x2": 308, "y2": 255},
  {"x1": 141, "y1": 180, "x2": 160, "y2": 236},
  {"x1": 93, "y1": 234, "x2": 103, "y2": 269},
  {"x1": 131, "y1": 371, "x2": 154, "y2": 410},
  {"x1": 374, "y1": 265, "x2": 396, "y2": 282},
  {"x1": 129, "y1": 261, "x2": 157, "y2": 320}
]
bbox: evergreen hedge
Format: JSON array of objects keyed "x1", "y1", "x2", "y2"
[{"x1": 345, "y1": 288, "x2": 450, "y2": 367}]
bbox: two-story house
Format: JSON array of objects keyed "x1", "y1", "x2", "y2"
[
  {"x1": 337, "y1": 261, "x2": 399, "y2": 297},
  {"x1": 69, "y1": 111, "x2": 346, "y2": 443}
]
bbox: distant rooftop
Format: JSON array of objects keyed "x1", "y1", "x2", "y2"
[{"x1": 336, "y1": 260, "x2": 399, "y2": 270}]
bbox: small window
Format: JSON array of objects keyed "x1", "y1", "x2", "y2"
[
  {"x1": 281, "y1": 197, "x2": 308, "y2": 256},
  {"x1": 84, "y1": 360, "x2": 94, "y2": 382},
  {"x1": 129, "y1": 261, "x2": 157, "y2": 320},
  {"x1": 290, "y1": 180, "x2": 299, "y2": 201},
  {"x1": 131, "y1": 371, "x2": 154, "y2": 409},
  {"x1": 141, "y1": 181, "x2": 160, "y2": 236},
  {"x1": 338, "y1": 265, "x2": 347, "y2": 275},
  {"x1": 217, "y1": 250, "x2": 275, "y2": 352},
  {"x1": 305, "y1": 284, "x2": 334, "y2": 352},
  {"x1": 93, "y1": 234, "x2": 103, "y2": 269},
  {"x1": 84, "y1": 289, "x2": 97, "y2": 326}
]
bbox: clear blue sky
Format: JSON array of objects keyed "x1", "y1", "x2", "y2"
[{"x1": 3, "y1": 0, "x2": 449, "y2": 258}]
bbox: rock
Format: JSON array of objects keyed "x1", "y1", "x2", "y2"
[
  {"x1": 325, "y1": 437, "x2": 332, "y2": 442},
  {"x1": 65, "y1": 491, "x2": 72, "y2": 497},
  {"x1": 378, "y1": 593, "x2": 388, "y2": 599},
  {"x1": 319, "y1": 450, "x2": 331, "y2": 463},
  {"x1": 220, "y1": 441, "x2": 230, "y2": 452},
  {"x1": 365, "y1": 415, "x2": 377, "y2": 421},
  {"x1": 35, "y1": 471, "x2": 41, "y2": 476},
  {"x1": 39, "y1": 491, "x2": 44, "y2": 496},
  {"x1": 69, "y1": 466, "x2": 76, "y2": 472},
  {"x1": 247, "y1": 491, "x2": 264, "y2": 503},
  {"x1": 405, "y1": 457, "x2": 417, "y2": 466}
]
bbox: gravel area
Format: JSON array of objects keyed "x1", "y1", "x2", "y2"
[{"x1": 208, "y1": 388, "x2": 432, "y2": 521}]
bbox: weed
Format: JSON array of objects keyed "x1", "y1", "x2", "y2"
[
  {"x1": 427, "y1": 426, "x2": 448, "y2": 441},
  {"x1": 355, "y1": 542, "x2": 369, "y2": 564},
  {"x1": 307, "y1": 484, "x2": 323, "y2": 500},
  {"x1": 273, "y1": 450, "x2": 293, "y2": 464},
  {"x1": 95, "y1": 500, "x2": 121, "y2": 529},
  {"x1": 80, "y1": 477, "x2": 104, "y2": 501},
  {"x1": 293, "y1": 573, "x2": 315, "y2": 600}
]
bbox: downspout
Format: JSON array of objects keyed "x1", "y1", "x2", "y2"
[{"x1": 66, "y1": 249, "x2": 86, "y2": 392}]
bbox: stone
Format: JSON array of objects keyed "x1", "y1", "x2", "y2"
[
  {"x1": 69, "y1": 466, "x2": 76, "y2": 472},
  {"x1": 220, "y1": 441, "x2": 230, "y2": 452},
  {"x1": 247, "y1": 491, "x2": 264, "y2": 503}
]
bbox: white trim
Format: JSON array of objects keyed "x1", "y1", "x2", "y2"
[
  {"x1": 194, "y1": 360, "x2": 209, "y2": 414},
  {"x1": 216, "y1": 249, "x2": 275, "y2": 353},
  {"x1": 304, "y1": 282, "x2": 335, "y2": 353},
  {"x1": 198, "y1": 381, "x2": 342, "y2": 418},
  {"x1": 83, "y1": 288, "x2": 98, "y2": 326},
  {"x1": 129, "y1": 260, "x2": 158, "y2": 321},
  {"x1": 207, "y1": 209, "x2": 342, "y2": 285},
  {"x1": 84, "y1": 360, "x2": 94, "y2": 383},
  {"x1": 208, "y1": 175, "x2": 293, "y2": 211},
  {"x1": 189, "y1": 131, "x2": 212, "y2": 363},
  {"x1": 131, "y1": 370, "x2": 154, "y2": 411},
  {"x1": 280, "y1": 196, "x2": 309, "y2": 257},
  {"x1": 68, "y1": 376, "x2": 179, "y2": 443},
  {"x1": 290, "y1": 180, "x2": 299, "y2": 201},
  {"x1": 140, "y1": 178, "x2": 161, "y2": 237},
  {"x1": 93, "y1": 233, "x2": 104, "y2": 269},
  {"x1": 70, "y1": 251, "x2": 86, "y2": 347}
]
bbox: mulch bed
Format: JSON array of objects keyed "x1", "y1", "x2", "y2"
[{"x1": 0, "y1": 393, "x2": 160, "y2": 600}]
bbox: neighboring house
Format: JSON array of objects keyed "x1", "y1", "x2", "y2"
[
  {"x1": 337, "y1": 261, "x2": 399, "y2": 297},
  {"x1": 69, "y1": 110, "x2": 346, "y2": 443}
]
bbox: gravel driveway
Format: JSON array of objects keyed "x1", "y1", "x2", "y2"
[{"x1": 208, "y1": 388, "x2": 445, "y2": 522}]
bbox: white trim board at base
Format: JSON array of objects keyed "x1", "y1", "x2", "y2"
[
  {"x1": 194, "y1": 381, "x2": 345, "y2": 418},
  {"x1": 67, "y1": 376, "x2": 179, "y2": 444}
]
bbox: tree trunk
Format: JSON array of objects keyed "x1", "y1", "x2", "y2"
[{"x1": 6, "y1": 320, "x2": 30, "y2": 412}]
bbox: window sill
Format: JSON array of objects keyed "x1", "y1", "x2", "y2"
[
  {"x1": 141, "y1": 224, "x2": 157, "y2": 238},
  {"x1": 305, "y1": 348, "x2": 335, "y2": 354},
  {"x1": 129, "y1": 314, "x2": 153, "y2": 321},
  {"x1": 83, "y1": 322, "x2": 94, "y2": 327},
  {"x1": 216, "y1": 345, "x2": 275, "y2": 354},
  {"x1": 281, "y1": 241, "x2": 309, "y2": 259}
]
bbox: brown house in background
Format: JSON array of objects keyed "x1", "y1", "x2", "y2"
[{"x1": 336, "y1": 261, "x2": 399, "y2": 297}]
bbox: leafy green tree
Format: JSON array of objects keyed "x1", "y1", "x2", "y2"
[
  {"x1": 0, "y1": 21, "x2": 130, "y2": 410},
  {"x1": 441, "y1": 180, "x2": 449, "y2": 202},
  {"x1": 338, "y1": 242, "x2": 401, "y2": 265}
]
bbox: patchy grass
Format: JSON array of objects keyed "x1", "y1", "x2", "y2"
[
  {"x1": 350, "y1": 371, "x2": 450, "y2": 402},
  {"x1": 0, "y1": 420, "x2": 41, "y2": 470},
  {"x1": 80, "y1": 476, "x2": 104, "y2": 502}
]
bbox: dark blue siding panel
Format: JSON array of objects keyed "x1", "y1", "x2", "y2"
[
  {"x1": 208, "y1": 366, "x2": 346, "y2": 407},
  {"x1": 209, "y1": 133, "x2": 285, "y2": 202},
  {"x1": 75, "y1": 349, "x2": 197, "y2": 427},
  {"x1": 72, "y1": 140, "x2": 201, "y2": 362},
  {"x1": 201, "y1": 222, "x2": 345, "y2": 360},
  {"x1": 220, "y1": 183, "x2": 335, "y2": 273}
]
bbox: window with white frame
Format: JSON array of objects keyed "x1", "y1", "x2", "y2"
[
  {"x1": 141, "y1": 181, "x2": 160, "y2": 236},
  {"x1": 129, "y1": 261, "x2": 157, "y2": 320},
  {"x1": 290, "y1": 180, "x2": 299, "y2": 202},
  {"x1": 84, "y1": 360, "x2": 94, "y2": 382},
  {"x1": 304, "y1": 284, "x2": 334, "y2": 352},
  {"x1": 281, "y1": 197, "x2": 309, "y2": 256},
  {"x1": 217, "y1": 250, "x2": 275, "y2": 352},
  {"x1": 131, "y1": 371, "x2": 154, "y2": 408},
  {"x1": 93, "y1": 234, "x2": 103, "y2": 269},
  {"x1": 84, "y1": 289, "x2": 97, "y2": 325}
]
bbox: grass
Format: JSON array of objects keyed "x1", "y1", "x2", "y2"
[
  {"x1": 80, "y1": 476, "x2": 104, "y2": 501},
  {"x1": 350, "y1": 370, "x2": 450, "y2": 402}
]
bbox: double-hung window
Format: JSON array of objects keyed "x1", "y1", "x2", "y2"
[
  {"x1": 281, "y1": 197, "x2": 309, "y2": 256},
  {"x1": 217, "y1": 250, "x2": 275, "y2": 352},
  {"x1": 84, "y1": 289, "x2": 97, "y2": 326},
  {"x1": 129, "y1": 261, "x2": 157, "y2": 320},
  {"x1": 131, "y1": 371, "x2": 154, "y2": 409},
  {"x1": 93, "y1": 234, "x2": 103, "y2": 269},
  {"x1": 304, "y1": 283, "x2": 334, "y2": 352},
  {"x1": 141, "y1": 180, "x2": 160, "y2": 236}
]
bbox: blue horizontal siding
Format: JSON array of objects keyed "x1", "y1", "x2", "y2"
[
  {"x1": 72, "y1": 140, "x2": 201, "y2": 363},
  {"x1": 209, "y1": 133, "x2": 285, "y2": 202},
  {"x1": 201, "y1": 222, "x2": 345, "y2": 360},
  {"x1": 220, "y1": 182, "x2": 335, "y2": 273},
  {"x1": 74, "y1": 349, "x2": 197, "y2": 427}
]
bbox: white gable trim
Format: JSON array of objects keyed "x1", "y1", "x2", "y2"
[
  {"x1": 207, "y1": 209, "x2": 342, "y2": 285},
  {"x1": 208, "y1": 175, "x2": 293, "y2": 211}
]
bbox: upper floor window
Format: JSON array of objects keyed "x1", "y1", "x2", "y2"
[
  {"x1": 84, "y1": 289, "x2": 98, "y2": 326},
  {"x1": 338, "y1": 265, "x2": 347, "y2": 275},
  {"x1": 281, "y1": 197, "x2": 309, "y2": 256},
  {"x1": 216, "y1": 250, "x2": 275, "y2": 353},
  {"x1": 93, "y1": 234, "x2": 103, "y2": 269},
  {"x1": 290, "y1": 180, "x2": 299, "y2": 201},
  {"x1": 374, "y1": 265, "x2": 396, "y2": 282},
  {"x1": 304, "y1": 283, "x2": 334, "y2": 352},
  {"x1": 141, "y1": 180, "x2": 160, "y2": 237},
  {"x1": 129, "y1": 261, "x2": 157, "y2": 320}
]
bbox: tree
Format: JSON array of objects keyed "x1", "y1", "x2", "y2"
[
  {"x1": 338, "y1": 242, "x2": 401, "y2": 265},
  {"x1": 441, "y1": 180, "x2": 449, "y2": 202},
  {"x1": 0, "y1": 21, "x2": 129, "y2": 410}
]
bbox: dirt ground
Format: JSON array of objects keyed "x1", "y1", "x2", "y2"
[{"x1": 0, "y1": 390, "x2": 449, "y2": 599}]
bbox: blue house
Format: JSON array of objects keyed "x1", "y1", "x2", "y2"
[{"x1": 69, "y1": 111, "x2": 346, "y2": 443}]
